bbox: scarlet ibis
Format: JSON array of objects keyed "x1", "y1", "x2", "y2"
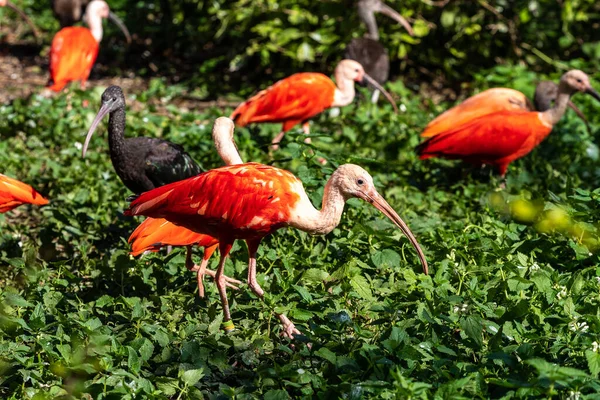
[
  {"x1": 125, "y1": 160, "x2": 428, "y2": 339},
  {"x1": 0, "y1": 174, "x2": 48, "y2": 213},
  {"x1": 0, "y1": 0, "x2": 40, "y2": 38},
  {"x1": 417, "y1": 70, "x2": 600, "y2": 177},
  {"x1": 48, "y1": 0, "x2": 131, "y2": 92},
  {"x1": 129, "y1": 117, "x2": 244, "y2": 298},
  {"x1": 51, "y1": 0, "x2": 131, "y2": 41},
  {"x1": 422, "y1": 80, "x2": 590, "y2": 139},
  {"x1": 82, "y1": 85, "x2": 202, "y2": 193},
  {"x1": 231, "y1": 59, "x2": 398, "y2": 151},
  {"x1": 344, "y1": 0, "x2": 413, "y2": 103}
]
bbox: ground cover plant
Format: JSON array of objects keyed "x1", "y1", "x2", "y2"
[{"x1": 2, "y1": 1, "x2": 600, "y2": 399}]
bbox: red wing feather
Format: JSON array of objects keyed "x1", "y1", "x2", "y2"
[
  {"x1": 49, "y1": 27, "x2": 99, "y2": 91},
  {"x1": 0, "y1": 174, "x2": 49, "y2": 213},
  {"x1": 231, "y1": 73, "x2": 336, "y2": 131},
  {"x1": 422, "y1": 88, "x2": 533, "y2": 138}
]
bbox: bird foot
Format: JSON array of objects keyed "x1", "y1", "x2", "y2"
[
  {"x1": 190, "y1": 264, "x2": 242, "y2": 298},
  {"x1": 278, "y1": 314, "x2": 301, "y2": 340}
]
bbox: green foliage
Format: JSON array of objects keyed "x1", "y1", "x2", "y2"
[{"x1": 1, "y1": 65, "x2": 600, "y2": 398}]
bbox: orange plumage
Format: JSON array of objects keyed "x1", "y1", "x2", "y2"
[
  {"x1": 231, "y1": 73, "x2": 336, "y2": 133},
  {"x1": 0, "y1": 174, "x2": 49, "y2": 213},
  {"x1": 417, "y1": 110, "x2": 552, "y2": 176},
  {"x1": 128, "y1": 217, "x2": 218, "y2": 256},
  {"x1": 126, "y1": 163, "x2": 301, "y2": 240},
  {"x1": 48, "y1": 27, "x2": 99, "y2": 92},
  {"x1": 421, "y1": 88, "x2": 533, "y2": 138}
]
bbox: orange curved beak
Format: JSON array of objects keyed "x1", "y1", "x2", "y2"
[{"x1": 362, "y1": 73, "x2": 399, "y2": 113}]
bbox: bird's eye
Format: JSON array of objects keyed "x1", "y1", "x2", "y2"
[
  {"x1": 355, "y1": 68, "x2": 360, "y2": 72},
  {"x1": 357, "y1": 179, "x2": 364, "y2": 185},
  {"x1": 576, "y1": 79, "x2": 582, "y2": 83}
]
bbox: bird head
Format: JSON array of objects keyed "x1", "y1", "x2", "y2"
[
  {"x1": 84, "y1": 0, "x2": 131, "y2": 43},
  {"x1": 332, "y1": 164, "x2": 428, "y2": 274},
  {"x1": 560, "y1": 70, "x2": 600, "y2": 101},
  {"x1": 535, "y1": 80, "x2": 590, "y2": 130},
  {"x1": 336, "y1": 60, "x2": 399, "y2": 113},
  {"x1": 82, "y1": 86, "x2": 126, "y2": 158},
  {"x1": 357, "y1": 0, "x2": 414, "y2": 38}
]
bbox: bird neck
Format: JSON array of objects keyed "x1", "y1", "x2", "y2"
[
  {"x1": 86, "y1": 15, "x2": 103, "y2": 42},
  {"x1": 214, "y1": 136, "x2": 243, "y2": 165},
  {"x1": 107, "y1": 107, "x2": 126, "y2": 158},
  {"x1": 539, "y1": 83, "x2": 571, "y2": 127},
  {"x1": 289, "y1": 176, "x2": 347, "y2": 235},
  {"x1": 358, "y1": 7, "x2": 379, "y2": 40},
  {"x1": 332, "y1": 68, "x2": 356, "y2": 107}
]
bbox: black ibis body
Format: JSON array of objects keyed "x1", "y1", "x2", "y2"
[
  {"x1": 343, "y1": 0, "x2": 413, "y2": 103},
  {"x1": 1, "y1": 0, "x2": 40, "y2": 38},
  {"x1": 51, "y1": 0, "x2": 131, "y2": 42},
  {"x1": 82, "y1": 86, "x2": 202, "y2": 194}
]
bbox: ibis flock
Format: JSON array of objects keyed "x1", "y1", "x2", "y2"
[{"x1": 1, "y1": 0, "x2": 599, "y2": 340}]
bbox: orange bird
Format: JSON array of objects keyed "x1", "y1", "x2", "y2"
[
  {"x1": 231, "y1": 59, "x2": 398, "y2": 150},
  {"x1": 0, "y1": 174, "x2": 48, "y2": 213},
  {"x1": 125, "y1": 148, "x2": 428, "y2": 339},
  {"x1": 0, "y1": 0, "x2": 40, "y2": 38},
  {"x1": 129, "y1": 117, "x2": 243, "y2": 298},
  {"x1": 421, "y1": 81, "x2": 590, "y2": 139},
  {"x1": 417, "y1": 70, "x2": 600, "y2": 177},
  {"x1": 48, "y1": 0, "x2": 130, "y2": 92}
]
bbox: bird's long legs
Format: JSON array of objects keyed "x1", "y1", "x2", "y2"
[
  {"x1": 371, "y1": 89, "x2": 381, "y2": 104},
  {"x1": 185, "y1": 244, "x2": 240, "y2": 298},
  {"x1": 246, "y1": 239, "x2": 301, "y2": 340},
  {"x1": 301, "y1": 121, "x2": 311, "y2": 144},
  {"x1": 215, "y1": 241, "x2": 235, "y2": 327}
]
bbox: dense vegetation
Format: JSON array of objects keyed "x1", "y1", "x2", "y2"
[{"x1": 1, "y1": 0, "x2": 600, "y2": 399}]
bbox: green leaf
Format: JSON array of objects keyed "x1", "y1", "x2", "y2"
[
  {"x1": 127, "y1": 346, "x2": 141, "y2": 374},
  {"x1": 296, "y1": 42, "x2": 314, "y2": 62},
  {"x1": 302, "y1": 268, "x2": 330, "y2": 283},
  {"x1": 181, "y1": 368, "x2": 204, "y2": 386},
  {"x1": 586, "y1": 351, "x2": 600, "y2": 377},
  {"x1": 371, "y1": 249, "x2": 401, "y2": 269},
  {"x1": 264, "y1": 389, "x2": 290, "y2": 400},
  {"x1": 460, "y1": 316, "x2": 483, "y2": 348},
  {"x1": 350, "y1": 275, "x2": 374, "y2": 301},
  {"x1": 315, "y1": 347, "x2": 337, "y2": 364}
]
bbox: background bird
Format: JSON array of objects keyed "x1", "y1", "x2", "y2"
[
  {"x1": 125, "y1": 159, "x2": 428, "y2": 339},
  {"x1": 421, "y1": 80, "x2": 590, "y2": 138},
  {"x1": 82, "y1": 85, "x2": 202, "y2": 193},
  {"x1": 47, "y1": 0, "x2": 130, "y2": 92},
  {"x1": 0, "y1": 0, "x2": 40, "y2": 38},
  {"x1": 417, "y1": 70, "x2": 600, "y2": 177},
  {"x1": 231, "y1": 59, "x2": 398, "y2": 151},
  {"x1": 0, "y1": 174, "x2": 48, "y2": 213},
  {"x1": 129, "y1": 117, "x2": 244, "y2": 298},
  {"x1": 344, "y1": 0, "x2": 413, "y2": 103}
]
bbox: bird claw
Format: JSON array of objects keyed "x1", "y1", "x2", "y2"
[
  {"x1": 190, "y1": 264, "x2": 242, "y2": 298},
  {"x1": 278, "y1": 314, "x2": 301, "y2": 340}
]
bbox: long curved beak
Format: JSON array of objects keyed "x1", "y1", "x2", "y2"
[
  {"x1": 567, "y1": 100, "x2": 590, "y2": 132},
  {"x1": 108, "y1": 11, "x2": 131, "y2": 44},
  {"x1": 82, "y1": 102, "x2": 111, "y2": 158},
  {"x1": 585, "y1": 87, "x2": 600, "y2": 102},
  {"x1": 6, "y1": 1, "x2": 40, "y2": 38},
  {"x1": 361, "y1": 189, "x2": 428, "y2": 275},
  {"x1": 378, "y1": 3, "x2": 414, "y2": 36},
  {"x1": 363, "y1": 73, "x2": 399, "y2": 113}
]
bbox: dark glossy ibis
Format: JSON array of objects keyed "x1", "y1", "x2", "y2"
[
  {"x1": 343, "y1": 0, "x2": 413, "y2": 103},
  {"x1": 82, "y1": 85, "x2": 202, "y2": 193}
]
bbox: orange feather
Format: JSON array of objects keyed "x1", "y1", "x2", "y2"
[
  {"x1": 417, "y1": 110, "x2": 552, "y2": 176},
  {"x1": 231, "y1": 72, "x2": 336, "y2": 133},
  {"x1": 0, "y1": 174, "x2": 49, "y2": 213},
  {"x1": 48, "y1": 27, "x2": 99, "y2": 92},
  {"x1": 126, "y1": 163, "x2": 301, "y2": 241},
  {"x1": 422, "y1": 88, "x2": 533, "y2": 138}
]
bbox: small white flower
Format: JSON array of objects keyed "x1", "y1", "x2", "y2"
[
  {"x1": 530, "y1": 263, "x2": 540, "y2": 272},
  {"x1": 569, "y1": 321, "x2": 589, "y2": 333},
  {"x1": 399, "y1": 104, "x2": 407, "y2": 112},
  {"x1": 595, "y1": 277, "x2": 600, "y2": 284},
  {"x1": 592, "y1": 341, "x2": 599, "y2": 352},
  {"x1": 297, "y1": 368, "x2": 305, "y2": 374},
  {"x1": 102, "y1": 171, "x2": 111, "y2": 180},
  {"x1": 143, "y1": 117, "x2": 149, "y2": 123},
  {"x1": 567, "y1": 390, "x2": 581, "y2": 400},
  {"x1": 556, "y1": 286, "x2": 567, "y2": 300},
  {"x1": 74, "y1": 142, "x2": 83, "y2": 150}
]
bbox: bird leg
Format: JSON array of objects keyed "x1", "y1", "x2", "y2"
[
  {"x1": 270, "y1": 131, "x2": 286, "y2": 152},
  {"x1": 246, "y1": 240, "x2": 301, "y2": 340},
  {"x1": 215, "y1": 242, "x2": 235, "y2": 329},
  {"x1": 302, "y1": 122, "x2": 311, "y2": 144},
  {"x1": 371, "y1": 90, "x2": 381, "y2": 104},
  {"x1": 185, "y1": 244, "x2": 241, "y2": 298}
]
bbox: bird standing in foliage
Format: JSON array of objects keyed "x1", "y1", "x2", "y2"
[
  {"x1": 129, "y1": 117, "x2": 244, "y2": 298},
  {"x1": 417, "y1": 70, "x2": 600, "y2": 177},
  {"x1": 421, "y1": 80, "x2": 590, "y2": 139},
  {"x1": 344, "y1": 0, "x2": 413, "y2": 104},
  {"x1": 0, "y1": 0, "x2": 40, "y2": 38},
  {"x1": 0, "y1": 174, "x2": 48, "y2": 213},
  {"x1": 48, "y1": 0, "x2": 130, "y2": 92},
  {"x1": 231, "y1": 59, "x2": 398, "y2": 151},
  {"x1": 126, "y1": 158, "x2": 428, "y2": 338},
  {"x1": 82, "y1": 85, "x2": 202, "y2": 193}
]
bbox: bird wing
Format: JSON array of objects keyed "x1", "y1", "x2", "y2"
[
  {"x1": 49, "y1": 27, "x2": 99, "y2": 91},
  {"x1": 421, "y1": 88, "x2": 533, "y2": 138},
  {"x1": 125, "y1": 163, "x2": 302, "y2": 239},
  {"x1": 0, "y1": 174, "x2": 48, "y2": 213},
  {"x1": 230, "y1": 73, "x2": 336, "y2": 128},
  {"x1": 129, "y1": 217, "x2": 217, "y2": 256},
  {"x1": 417, "y1": 110, "x2": 551, "y2": 163},
  {"x1": 137, "y1": 138, "x2": 203, "y2": 188}
]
